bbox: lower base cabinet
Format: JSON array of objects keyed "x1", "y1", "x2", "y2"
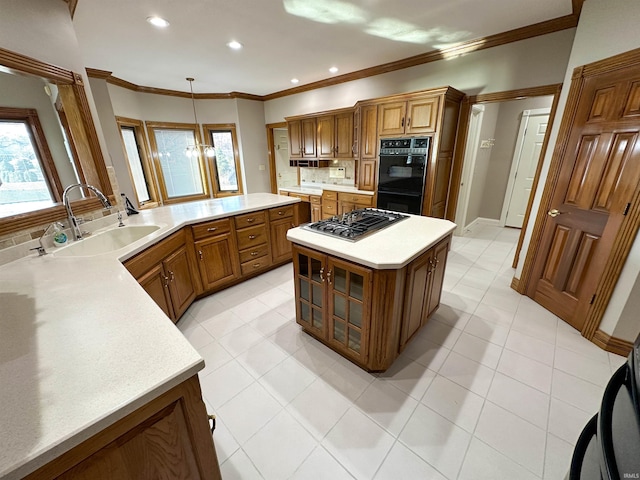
[
  {"x1": 292, "y1": 234, "x2": 450, "y2": 372},
  {"x1": 24, "y1": 375, "x2": 221, "y2": 480}
]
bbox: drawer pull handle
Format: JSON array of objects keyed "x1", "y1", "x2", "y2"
[
  {"x1": 207, "y1": 227, "x2": 217, "y2": 232},
  {"x1": 249, "y1": 234, "x2": 257, "y2": 240},
  {"x1": 327, "y1": 269, "x2": 332, "y2": 285},
  {"x1": 253, "y1": 263, "x2": 261, "y2": 268},
  {"x1": 278, "y1": 211, "x2": 284, "y2": 215},
  {"x1": 246, "y1": 218, "x2": 255, "y2": 223},
  {"x1": 198, "y1": 250, "x2": 203, "y2": 260},
  {"x1": 251, "y1": 251, "x2": 259, "y2": 256}
]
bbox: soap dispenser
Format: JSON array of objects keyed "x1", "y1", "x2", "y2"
[{"x1": 52, "y1": 222, "x2": 68, "y2": 247}]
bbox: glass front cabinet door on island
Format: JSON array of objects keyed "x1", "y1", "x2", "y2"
[{"x1": 293, "y1": 245, "x2": 372, "y2": 366}]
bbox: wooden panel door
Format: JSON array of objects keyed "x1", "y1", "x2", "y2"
[
  {"x1": 426, "y1": 237, "x2": 449, "y2": 317},
  {"x1": 358, "y1": 159, "x2": 377, "y2": 191},
  {"x1": 164, "y1": 245, "x2": 197, "y2": 320},
  {"x1": 301, "y1": 118, "x2": 316, "y2": 157},
  {"x1": 316, "y1": 115, "x2": 335, "y2": 158},
  {"x1": 406, "y1": 97, "x2": 439, "y2": 134},
  {"x1": 378, "y1": 102, "x2": 406, "y2": 136},
  {"x1": 138, "y1": 263, "x2": 173, "y2": 320},
  {"x1": 195, "y1": 233, "x2": 239, "y2": 291},
  {"x1": 293, "y1": 245, "x2": 327, "y2": 337},
  {"x1": 335, "y1": 111, "x2": 354, "y2": 158},
  {"x1": 287, "y1": 120, "x2": 302, "y2": 158},
  {"x1": 327, "y1": 256, "x2": 372, "y2": 364},
  {"x1": 360, "y1": 105, "x2": 378, "y2": 159},
  {"x1": 270, "y1": 217, "x2": 294, "y2": 263},
  {"x1": 529, "y1": 67, "x2": 640, "y2": 330},
  {"x1": 400, "y1": 252, "x2": 431, "y2": 350}
]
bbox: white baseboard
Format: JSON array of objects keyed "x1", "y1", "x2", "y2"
[{"x1": 461, "y1": 217, "x2": 502, "y2": 234}]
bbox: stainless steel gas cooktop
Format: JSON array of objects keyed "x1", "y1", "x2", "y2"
[{"x1": 302, "y1": 208, "x2": 409, "y2": 241}]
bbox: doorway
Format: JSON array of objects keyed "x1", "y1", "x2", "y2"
[{"x1": 266, "y1": 122, "x2": 299, "y2": 193}]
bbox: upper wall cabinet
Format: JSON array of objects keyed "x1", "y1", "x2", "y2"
[
  {"x1": 287, "y1": 109, "x2": 354, "y2": 163},
  {"x1": 378, "y1": 96, "x2": 440, "y2": 136},
  {"x1": 289, "y1": 117, "x2": 317, "y2": 159}
]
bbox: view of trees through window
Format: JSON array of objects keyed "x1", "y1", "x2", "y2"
[
  {"x1": 0, "y1": 121, "x2": 53, "y2": 215},
  {"x1": 210, "y1": 130, "x2": 239, "y2": 192}
]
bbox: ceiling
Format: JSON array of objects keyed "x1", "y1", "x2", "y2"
[{"x1": 72, "y1": 0, "x2": 576, "y2": 97}]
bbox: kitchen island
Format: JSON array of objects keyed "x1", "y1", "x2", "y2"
[
  {"x1": 287, "y1": 213, "x2": 456, "y2": 372},
  {"x1": 0, "y1": 193, "x2": 298, "y2": 480}
]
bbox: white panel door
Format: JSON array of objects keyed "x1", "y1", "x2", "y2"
[{"x1": 504, "y1": 110, "x2": 549, "y2": 228}]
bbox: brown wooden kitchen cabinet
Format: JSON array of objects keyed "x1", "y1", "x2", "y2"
[
  {"x1": 292, "y1": 233, "x2": 452, "y2": 372},
  {"x1": 356, "y1": 103, "x2": 379, "y2": 191},
  {"x1": 338, "y1": 192, "x2": 374, "y2": 214},
  {"x1": 378, "y1": 96, "x2": 440, "y2": 136},
  {"x1": 24, "y1": 375, "x2": 222, "y2": 480},
  {"x1": 234, "y1": 210, "x2": 272, "y2": 276},
  {"x1": 321, "y1": 190, "x2": 338, "y2": 219},
  {"x1": 294, "y1": 245, "x2": 372, "y2": 366},
  {"x1": 192, "y1": 218, "x2": 240, "y2": 292},
  {"x1": 310, "y1": 195, "x2": 322, "y2": 222},
  {"x1": 269, "y1": 204, "x2": 296, "y2": 263},
  {"x1": 124, "y1": 230, "x2": 197, "y2": 323},
  {"x1": 288, "y1": 118, "x2": 317, "y2": 159},
  {"x1": 399, "y1": 235, "x2": 450, "y2": 349},
  {"x1": 316, "y1": 111, "x2": 355, "y2": 159}
]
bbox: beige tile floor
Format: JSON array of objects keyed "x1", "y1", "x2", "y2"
[{"x1": 178, "y1": 223, "x2": 627, "y2": 480}]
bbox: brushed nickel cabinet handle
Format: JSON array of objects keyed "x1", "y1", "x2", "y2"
[
  {"x1": 246, "y1": 218, "x2": 255, "y2": 223},
  {"x1": 327, "y1": 269, "x2": 332, "y2": 285},
  {"x1": 319, "y1": 267, "x2": 325, "y2": 282},
  {"x1": 249, "y1": 234, "x2": 257, "y2": 240},
  {"x1": 207, "y1": 227, "x2": 217, "y2": 232},
  {"x1": 251, "y1": 251, "x2": 259, "y2": 256},
  {"x1": 198, "y1": 250, "x2": 203, "y2": 260},
  {"x1": 407, "y1": 117, "x2": 411, "y2": 127},
  {"x1": 278, "y1": 211, "x2": 284, "y2": 215},
  {"x1": 253, "y1": 263, "x2": 261, "y2": 268}
]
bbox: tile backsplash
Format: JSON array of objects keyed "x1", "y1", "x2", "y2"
[{"x1": 299, "y1": 160, "x2": 355, "y2": 186}]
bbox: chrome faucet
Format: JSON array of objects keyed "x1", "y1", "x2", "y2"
[{"x1": 62, "y1": 183, "x2": 112, "y2": 240}]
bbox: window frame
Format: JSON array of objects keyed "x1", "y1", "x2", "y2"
[
  {"x1": 0, "y1": 106, "x2": 64, "y2": 207},
  {"x1": 203, "y1": 123, "x2": 244, "y2": 197},
  {"x1": 116, "y1": 116, "x2": 159, "y2": 210},
  {"x1": 145, "y1": 121, "x2": 210, "y2": 204}
]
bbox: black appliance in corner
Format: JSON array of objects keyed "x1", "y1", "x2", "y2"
[{"x1": 376, "y1": 137, "x2": 430, "y2": 215}]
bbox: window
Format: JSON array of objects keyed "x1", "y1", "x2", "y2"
[
  {"x1": 116, "y1": 117, "x2": 159, "y2": 209},
  {"x1": 204, "y1": 124, "x2": 243, "y2": 197},
  {"x1": 0, "y1": 107, "x2": 63, "y2": 217},
  {"x1": 146, "y1": 122, "x2": 209, "y2": 203}
]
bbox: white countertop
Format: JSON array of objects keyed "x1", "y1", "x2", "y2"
[
  {"x1": 287, "y1": 214, "x2": 456, "y2": 269},
  {"x1": 279, "y1": 184, "x2": 375, "y2": 196},
  {"x1": 0, "y1": 193, "x2": 298, "y2": 479}
]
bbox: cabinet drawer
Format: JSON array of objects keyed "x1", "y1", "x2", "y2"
[
  {"x1": 288, "y1": 193, "x2": 310, "y2": 202},
  {"x1": 337, "y1": 193, "x2": 374, "y2": 206},
  {"x1": 241, "y1": 256, "x2": 271, "y2": 275},
  {"x1": 322, "y1": 190, "x2": 338, "y2": 201},
  {"x1": 234, "y1": 210, "x2": 266, "y2": 228},
  {"x1": 269, "y1": 205, "x2": 294, "y2": 220},
  {"x1": 191, "y1": 218, "x2": 232, "y2": 240},
  {"x1": 236, "y1": 224, "x2": 268, "y2": 250},
  {"x1": 310, "y1": 195, "x2": 322, "y2": 205},
  {"x1": 322, "y1": 202, "x2": 338, "y2": 216},
  {"x1": 238, "y1": 244, "x2": 269, "y2": 264}
]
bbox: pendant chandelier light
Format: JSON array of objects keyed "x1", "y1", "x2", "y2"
[{"x1": 185, "y1": 77, "x2": 215, "y2": 158}]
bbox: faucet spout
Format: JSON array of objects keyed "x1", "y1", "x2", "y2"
[{"x1": 62, "y1": 183, "x2": 112, "y2": 240}]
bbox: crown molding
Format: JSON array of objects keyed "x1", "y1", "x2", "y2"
[{"x1": 84, "y1": 10, "x2": 580, "y2": 102}]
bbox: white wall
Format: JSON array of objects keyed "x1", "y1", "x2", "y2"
[
  {"x1": 516, "y1": 0, "x2": 640, "y2": 342},
  {"x1": 264, "y1": 29, "x2": 575, "y2": 123},
  {"x1": 235, "y1": 99, "x2": 271, "y2": 193}
]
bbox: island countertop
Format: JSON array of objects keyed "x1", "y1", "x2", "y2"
[
  {"x1": 286, "y1": 214, "x2": 456, "y2": 269},
  {"x1": 0, "y1": 193, "x2": 298, "y2": 479}
]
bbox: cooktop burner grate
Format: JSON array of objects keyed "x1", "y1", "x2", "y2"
[{"x1": 302, "y1": 208, "x2": 409, "y2": 241}]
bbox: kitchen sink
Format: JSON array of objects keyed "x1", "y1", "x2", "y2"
[{"x1": 53, "y1": 224, "x2": 161, "y2": 257}]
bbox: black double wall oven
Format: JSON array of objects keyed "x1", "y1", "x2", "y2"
[{"x1": 376, "y1": 137, "x2": 430, "y2": 215}]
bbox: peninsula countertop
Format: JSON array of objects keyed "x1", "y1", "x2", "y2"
[
  {"x1": 278, "y1": 184, "x2": 375, "y2": 196},
  {"x1": 0, "y1": 193, "x2": 298, "y2": 479},
  {"x1": 287, "y1": 214, "x2": 456, "y2": 269}
]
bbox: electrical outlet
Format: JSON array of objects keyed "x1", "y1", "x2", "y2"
[
  {"x1": 258, "y1": 164, "x2": 266, "y2": 171},
  {"x1": 480, "y1": 140, "x2": 492, "y2": 148}
]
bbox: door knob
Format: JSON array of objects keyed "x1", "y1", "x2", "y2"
[{"x1": 548, "y1": 208, "x2": 561, "y2": 218}]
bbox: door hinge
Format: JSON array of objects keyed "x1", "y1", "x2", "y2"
[
  {"x1": 623, "y1": 202, "x2": 631, "y2": 216},
  {"x1": 590, "y1": 294, "x2": 596, "y2": 305}
]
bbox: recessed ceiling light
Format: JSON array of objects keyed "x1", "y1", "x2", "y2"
[
  {"x1": 329, "y1": 67, "x2": 339, "y2": 74},
  {"x1": 291, "y1": 78, "x2": 299, "y2": 84},
  {"x1": 227, "y1": 41, "x2": 243, "y2": 50},
  {"x1": 146, "y1": 16, "x2": 170, "y2": 28}
]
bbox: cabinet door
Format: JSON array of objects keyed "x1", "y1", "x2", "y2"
[
  {"x1": 358, "y1": 159, "x2": 377, "y2": 191},
  {"x1": 288, "y1": 120, "x2": 303, "y2": 158},
  {"x1": 311, "y1": 204, "x2": 322, "y2": 222},
  {"x1": 301, "y1": 118, "x2": 317, "y2": 157},
  {"x1": 138, "y1": 263, "x2": 173, "y2": 320},
  {"x1": 195, "y1": 233, "x2": 240, "y2": 291},
  {"x1": 360, "y1": 104, "x2": 378, "y2": 159},
  {"x1": 327, "y1": 257, "x2": 372, "y2": 363},
  {"x1": 378, "y1": 102, "x2": 406, "y2": 136},
  {"x1": 426, "y1": 237, "x2": 449, "y2": 317},
  {"x1": 316, "y1": 115, "x2": 335, "y2": 158},
  {"x1": 400, "y1": 253, "x2": 432, "y2": 349},
  {"x1": 406, "y1": 97, "x2": 439, "y2": 134},
  {"x1": 270, "y1": 217, "x2": 294, "y2": 263},
  {"x1": 164, "y1": 245, "x2": 197, "y2": 320},
  {"x1": 335, "y1": 111, "x2": 354, "y2": 158},
  {"x1": 293, "y1": 245, "x2": 327, "y2": 337}
]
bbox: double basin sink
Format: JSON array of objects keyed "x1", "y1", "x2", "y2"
[{"x1": 52, "y1": 224, "x2": 161, "y2": 257}]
